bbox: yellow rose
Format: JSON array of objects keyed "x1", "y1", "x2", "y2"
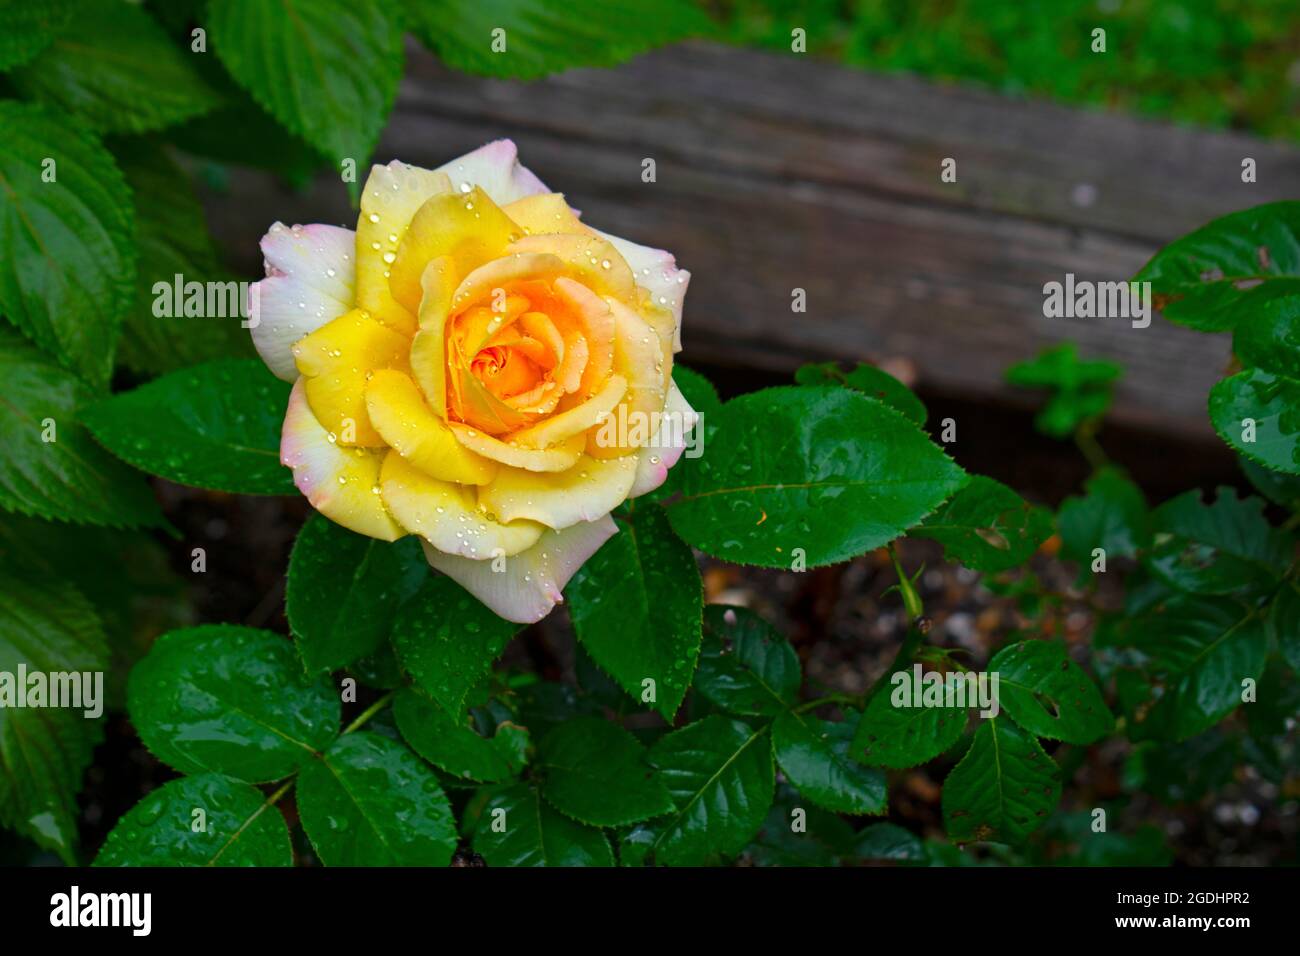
[{"x1": 249, "y1": 141, "x2": 694, "y2": 622}]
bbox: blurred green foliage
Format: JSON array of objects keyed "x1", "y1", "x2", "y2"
[{"x1": 711, "y1": 0, "x2": 1300, "y2": 140}]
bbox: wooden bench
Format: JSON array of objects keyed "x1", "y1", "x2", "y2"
[{"x1": 204, "y1": 40, "x2": 1300, "y2": 443}]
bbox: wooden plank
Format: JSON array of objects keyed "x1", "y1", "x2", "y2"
[{"x1": 203, "y1": 41, "x2": 1300, "y2": 441}]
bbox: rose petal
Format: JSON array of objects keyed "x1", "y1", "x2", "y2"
[
  {"x1": 449, "y1": 423, "x2": 586, "y2": 472},
  {"x1": 586, "y1": 298, "x2": 668, "y2": 459},
  {"x1": 249, "y1": 223, "x2": 356, "y2": 381},
  {"x1": 364, "y1": 369, "x2": 496, "y2": 485},
  {"x1": 595, "y1": 229, "x2": 689, "y2": 353},
  {"x1": 389, "y1": 187, "x2": 519, "y2": 314},
  {"x1": 478, "y1": 454, "x2": 638, "y2": 530},
  {"x1": 421, "y1": 515, "x2": 618, "y2": 623},
  {"x1": 355, "y1": 161, "x2": 454, "y2": 332},
  {"x1": 380, "y1": 453, "x2": 542, "y2": 559},
  {"x1": 293, "y1": 308, "x2": 412, "y2": 447},
  {"x1": 552, "y1": 277, "x2": 615, "y2": 395},
  {"x1": 507, "y1": 233, "x2": 637, "y2": 303},
  {"x1": 502, "y1": 193, "x2": 588, "y2": 235},
  {"x1": 629, "y1": 380, "x2": 699, "y2": 498},
  {"x1": 280, "y1": 379, "x2": 403, "y2": 541},
  {"x1": 437, "y1": 139, "x2": 550, "y2": 207},
  {"x1": 509, "y1": 374, "x2": 627, "y2": 449}
]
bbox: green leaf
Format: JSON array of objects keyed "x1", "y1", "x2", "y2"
[
  {"x1": 0, "y1": 327, "x2": 161, "y2": 527},
  {"x1": 0, "y1": 1, "x2": 74, "y2": 70},
  {"x1": 0, "y1": 515, "x2": 191, "y2": 707},
  {"x1": 1135, "y1": 201, "x2": 1300, "y2": 332},
  {"x1": 853, "y1": 681, "x2": 967, "y2": 769},
  {"x1": 795, "y1": 361, "x2": 926, "y2": 425},
  {"x1": 393, "y1": 687, "x2": 529, "y2": 783},
  {"x1": 1005, "y1": 344, "x2": 1120, "y2": 438},
  {"x1": 168, "y1": 83, "x2": 326, "y2": 188},
  {"x1": 127, "y1": 625, "x2": 340, "y2": 782},
  {"x1": 671, "y1": 365, "x2": 723, "y2": 420},
  {"x1": 81, "y1": 359, "x2": 295, "y2": 495},
  {"x1": 0, "y1": 101, "x2": 135, "y2": 388},
  {"x1": 347, "y1": 640, "x2": 406, "y2": 690},
  {"x1": 913, "y1": 475, "x2": 1052, "y2": 572},
  {"x1": 851, "y1": 822, "x2": 926, "y2": 863},
  {"x1": 567, "y1": 504, "x2": 702, "y2": 719},
  {"x1": 11, "y1": 2, "x2": 220, "y2": 133},
  {"x1": 287, "y1": 514, "x2": 427, "y2": 675},
  {"x1": 695, "y1": 605, "x2": 800, "y2": 717},
  {"x1": 114, "y1": 142, "x2": 254, "y2": 375},
  {"x1": 1233, "y1": 295, "x2": 1300, "y2": 379},
  {"x1": 471, "y1": 782, "x2": 614, "y2": 866},
  {"x1": 1057, "y1": 466, "x2": 1151, "y2": 565},
  {"x1": 513, "y1": 680, "x2": 604, "y2": 740},
  {"x1": 537, "y1": 716, "x2": 674, "y2": 827},
  {"x1": 1132, "y1": 595, "x2": 1267, "y2": 741},
  {"x1": 1124, "y1": 732, "x2": 1239, "y2": 803},
  {"x1": 745, "y1": 784, "x2": 857, "y2": 866},
  {"x1": 772, "y1": 711, "x2": 886, "y2": 815},
  {"x1": 391, "y1": 575, "x2": 521, "y2": 716},
  {"x1": 1144, "y1": 487, "x2": 1287, "y2": 595},
  {"x1": 942, "y1": 717, "x2": 1060, "y2": 844},
  {"x1": 95, "y1": 774, "x2": 291, "y2": 867},
  {"x1": 667, "y1": 386, "x2": 965, "y2": 568},
  {"x1": 1032, "y1": 811, "x2": 1172, "y2": 866},
  {"x1": 1270, "y1": 582, "x2": 1300, "y2": 672},
  {"x1": 1208, "y1": 368, "x2": 1300, "y2": 475},
  {"x1": 297, "y1": 732, "x2": 458, "y2": 866},
  {"x1": 409, "y1": 0, "x2": 714, "y2": 80},
  {"x1": 0, "y1": 567, "x2": 107, "y2": 863},
  {"x1": 988, "y1": 641, "x2": 1113, "y2": 744},
  {"x1": 1240, "y1": 455, "x2": 1300, "y2": 510},
  {"x1": 210, "y1": 0, "x2": 403, "y2": 168},
  {"x1": 642, "y1": 716, "x2": 774, "y2": 866}
]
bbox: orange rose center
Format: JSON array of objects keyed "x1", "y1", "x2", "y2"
[{"x1": 445, "y1": 278, "x2": 593, "y2": 435}]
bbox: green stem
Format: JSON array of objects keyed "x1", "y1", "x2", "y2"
[
  {"x1": 1073, "y1": 419, "x2": 1109, "y2": 472},
  {"x1": 264, "y1": 777, "x2": 295, "y2": 807},
  {"x1": 862, "y1": 623, "x2": 927, "y2": 708},
  {"x1": 343, "y1": 690, "x2": 395, "y2": 735},
  {"x1": 793, "y1": 693, "x2": 860, "y2": 714}
]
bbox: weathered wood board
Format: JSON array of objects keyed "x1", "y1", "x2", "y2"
[{"x1": 204, "y1": 41, "x2": 1300, "y2": 441}]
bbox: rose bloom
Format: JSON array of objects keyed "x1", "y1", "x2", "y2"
[{"x1": 249, "y1": 141, "x2": 694, "y2": 623}]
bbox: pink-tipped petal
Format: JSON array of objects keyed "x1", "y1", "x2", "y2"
[
  {"x1": 281, "y1": 379, "x2": 404, "y2": 541},
  {"x1": 629, "y1": 380, "x2": 699, "y2": 498},
  {"x1": 596, "y1": 230, "x2": 689, "y2": 353},
  {"x1": 421, "y1": 515, "x2": 617, "y2": 623},
  {"x1": 249, "y1": 223, "x2": 356, "y2": 381},
  {"x1": 436, "y1": 139, "x2": 549, "y2": 208}
]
